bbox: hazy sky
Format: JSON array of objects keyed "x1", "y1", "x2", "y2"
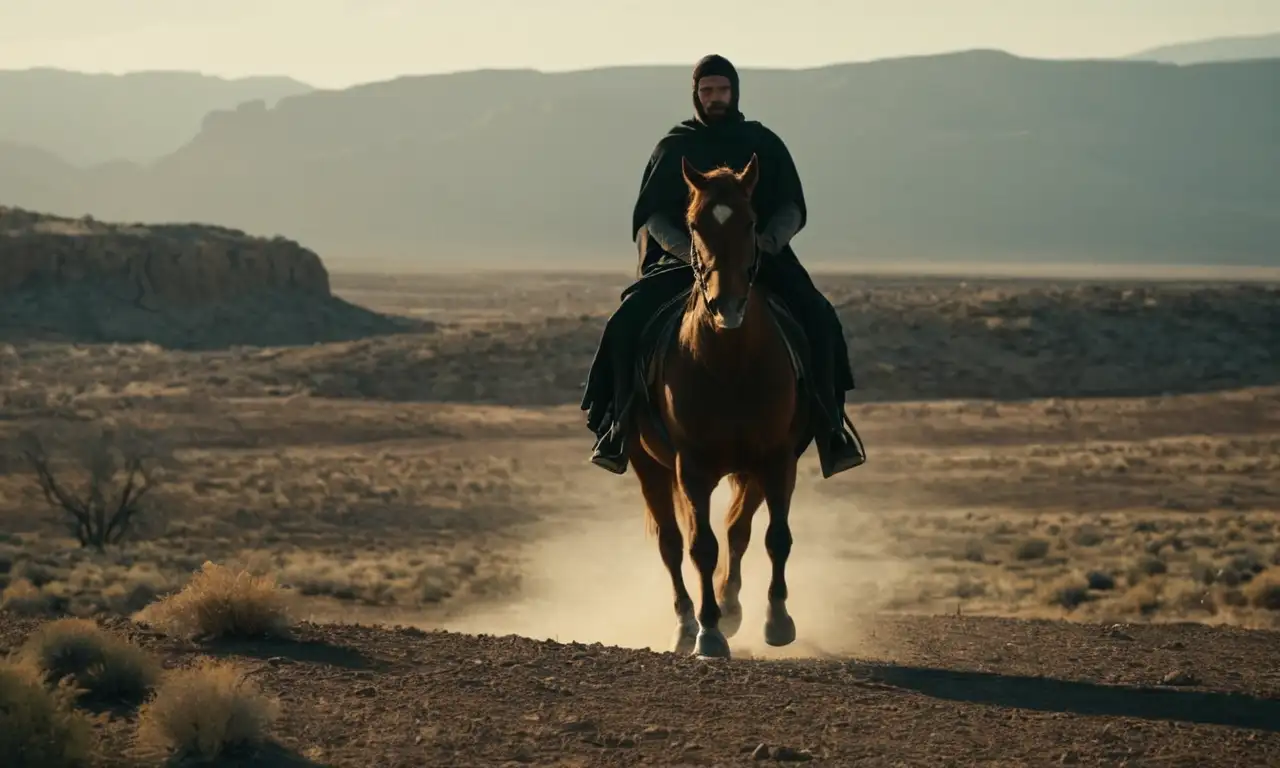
[{"x1": 2, "y1": 0, "x2": 1278, "y2": 87}]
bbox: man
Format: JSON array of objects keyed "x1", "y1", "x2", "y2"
[{"x1": 581, "y1": 53, "x2": 867, "y2": 478}]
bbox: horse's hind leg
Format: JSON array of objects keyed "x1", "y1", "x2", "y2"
[
  {"x1": 760, "y1": 455, "x2": 799, "y2": 647},
  {"x1": 632, "y1": 445, "x2": 697, "y2": 654},
  {"x1": 717, "y1": 474, "x2": 764, "y2": 639},
  {"x1": 676, "y1": 455, "x2": 730, "y2": 659}
]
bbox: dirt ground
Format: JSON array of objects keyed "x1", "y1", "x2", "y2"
[
  {"x1": 2, "y1": 612, "x2": 1279, "y2": 767},
  {"x1": 2, "y1": 270, "x2": 1279, "y2": 765}
]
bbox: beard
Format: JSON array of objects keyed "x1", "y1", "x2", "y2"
[{"x1": 703, "y1": 100, "x2": 729, "y2": 119}]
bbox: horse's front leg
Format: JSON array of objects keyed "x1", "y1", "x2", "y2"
[
  {"x1": 760, "y1": 454, "x2": 798, "y2": 647},
  {"x1": 676, "y1": 455, "x2": 729, "y2": 658},
  {"x1": 631, "y1": 442, "x2": 696, "y2": 653},
  {"x1": 717, "y1": 473, "x2": 764, "y2": 639}
]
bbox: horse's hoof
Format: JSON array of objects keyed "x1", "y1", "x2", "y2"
[
  {"x1": 695, "y1": 627, "x2": 731, "y2": 659},
  {"x1": 672, "y1": 622, "x2": 697, "y2": 655},
  {"x1": 718, "y1": 602, "x2": 743, "y2": 639},
  {"x1": 764, "y1": 614, "x2": 797, "y2": 647}
]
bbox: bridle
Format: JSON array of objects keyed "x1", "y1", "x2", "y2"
[{"x1": 689, "y1": 210, "x2": 761, "y2": 311}]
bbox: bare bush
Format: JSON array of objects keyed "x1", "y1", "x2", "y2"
[{"x1": 16, "y1": 423, "x2": 167, "y2": 551}]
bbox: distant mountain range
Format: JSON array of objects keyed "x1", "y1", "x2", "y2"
[
  {"x1": 2, "y1": 51, "x2": 1278, "y2": 269},
  {"x1": 1127, "y1": 32, "x2": 1280, "y2": 65},
  {"x1": 0, "y1": 68, "x2": 313, "y2": 165}
]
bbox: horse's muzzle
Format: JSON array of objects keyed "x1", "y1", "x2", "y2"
[{"x1": 709, "y1": 296, "x2": 748, "y2": 329}]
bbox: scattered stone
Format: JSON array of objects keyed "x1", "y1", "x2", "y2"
[
  {"x1": 1161, "y1": 670, "x2": 1198, "y2": 687},
  {"x1": 1104, "y1": 625, "x2": 1135, "y2": 641},
  {"x1": 772, "y1": 746, "x2": 816, "y2": 762}
]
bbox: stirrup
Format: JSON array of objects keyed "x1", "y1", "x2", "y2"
[
  {"x1": 589, "y1": 422, "x2": 629, "y2": 475},
  {"x1": 840, "y1": 412, "x2": 867, "y2": 459},
  {"x1": 816, "y1": 411, "x2": 867, "y2": 478}
]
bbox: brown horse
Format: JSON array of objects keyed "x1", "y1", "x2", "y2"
[{"x1": 626, "y1": 153, "x2": 809, "y2": 659}]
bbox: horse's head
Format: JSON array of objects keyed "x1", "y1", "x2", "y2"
[{"x1": 682, "y1": 154, "x2": 760, "y2": 330}]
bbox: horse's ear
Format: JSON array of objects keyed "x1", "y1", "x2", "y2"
[
  {"x1": 737, "y1": 153, "x2": 760, "y2": 197},
  {"x1": 682, "y1": 156, "x2": 708, "y2": 191}
]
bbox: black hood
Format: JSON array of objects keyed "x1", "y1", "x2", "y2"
[{"x1": 691, "y1": 54, "x2": 742, "y2": 125}]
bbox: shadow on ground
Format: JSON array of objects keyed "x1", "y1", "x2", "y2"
[
  {"x1": 203, "y1": 636, "x2": 385, "y2": 672},
  {"x1": 852, "y1": 663, "x2": 1280, "y2": 732},
  {"x1": 187, "y1": 741, "x2": 332, "y2": 767}
]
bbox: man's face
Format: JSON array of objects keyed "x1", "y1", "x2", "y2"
[{"x1": 696, "y1": 75, "x2": 733, "y2": 119}]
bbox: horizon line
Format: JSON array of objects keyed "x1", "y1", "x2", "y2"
[{"x1": 0, "y1": 42, "x2": 1245, "y2": 92}]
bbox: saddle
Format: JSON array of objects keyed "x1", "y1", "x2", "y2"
[{"x1": 630, "y1": 284, "x2": 816, "y2": 457}]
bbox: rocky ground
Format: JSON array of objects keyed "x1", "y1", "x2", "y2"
[
  {"x1": 2, "y1": 613, "x2": 1278, "y2": 766},
  {"x1": 2, "y1": 270, "x2": 1279, "y2": 765}
]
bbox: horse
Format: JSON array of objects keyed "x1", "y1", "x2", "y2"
[{"x1": 626, "y1": 153, "x2": 810, "y2": 659}]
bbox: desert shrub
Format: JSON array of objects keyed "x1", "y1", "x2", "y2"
[
  {"x1": 1244, "y1": 570, "x2": 1280, "y2": 611},
  {"x1": 1070, "y1": 525, "x2": 1106, "y2": 547},
  {"x1": 136, "y1": 562, "x2": 294, "y2": 640},
  {"x1": 18, "y1": 618, "x2": 159, "y2": 705},
  {"x1": 1127, "y1": 555, "x2": 1168, "y2": 584},
  {"x1": 1085, "y1": 570, "x2": 1116, "y2": 590},
  {"x1": 958, "y1": 539, "x2": 985, "y2": 563},
  {"x1": 11, "y1": 559, "x2": 59, "y2": 587},
  {"x1": 1045, "y1": 574, "x2": 1092, "y2": 609},
  {"x1": 1014, "y1": 538, "x2": 1050, "y2": 561},
  {"x1": 0, "y1": 658, "x2": 95, "y2": 767},
  {"x1": 2, "y1": 578, "x2": 53, "y2": 616},
  {"x1": 1119, "y1": 580, "x2": 1163, "y2": 615},
  {"x1": 136, "y1": 659, "x2": 280, "y2": 761}
]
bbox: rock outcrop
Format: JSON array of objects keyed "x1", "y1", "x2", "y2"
[{"x1": 0, "y1": 206, "x2": 422, "y2": 348}]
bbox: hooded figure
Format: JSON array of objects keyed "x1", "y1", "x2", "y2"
[
  {"x1": 628, "y1": 54, "x2": 803, "y2": 256},
  {"x1": 581, "y1": 53, "x2": 867, "y2": 479},
  {"x1": 690, "y1": 54, "x2": 741, "y2": 124}
]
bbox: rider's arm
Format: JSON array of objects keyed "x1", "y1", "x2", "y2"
[
  {"x1": 643, "y1": 212, "x2": 693, "y2": 260},
  {"x1": 758, "y1": 202, "x2": 803, "y2": 255}
]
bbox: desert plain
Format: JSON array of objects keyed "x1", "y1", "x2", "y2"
[{"x1": 3, "y1": 268, "x2": 1280, "y2": 766}]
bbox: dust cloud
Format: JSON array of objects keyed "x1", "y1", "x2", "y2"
[{"x1": 439, "y1": 476, "x2": 918, "y2": 659}]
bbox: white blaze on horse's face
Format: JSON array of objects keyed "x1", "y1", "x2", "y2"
[{"x1": 681, "y1": 153, "x2": 760, "y2": 332}]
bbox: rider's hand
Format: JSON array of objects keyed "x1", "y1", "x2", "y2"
[{"x1": 757, "y1": 233, "x2": 780, "y2": 256}]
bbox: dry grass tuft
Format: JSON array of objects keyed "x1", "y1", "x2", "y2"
[
  {"x1": 0, "y1": 658, "x2": 95, "y2": 767},
  {"x1": 18, "y1": 618, "x2": 160, "y2": 705},
  {"x1": 1244, "y1": 570, "x2": 1280, "y2": 611},
  {"x1": 1014, "y1": 538, "x2": 1051, "y2": 561},
  {"x1": 2, "y1": 578, "x2": 54, "y2": 616},
  {"x1": 1118, "y1": 579, "x2": 1164, "y2": 616},
  {"x1": 136, "y1": 659, "x2": 280, "y2": 762},
  {"x1": 136, "y1": 561, "x2": 294, "y2": 640},
  {"x1": 1045, "y1": 574, "x2": 1093, "y2": 610}
]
